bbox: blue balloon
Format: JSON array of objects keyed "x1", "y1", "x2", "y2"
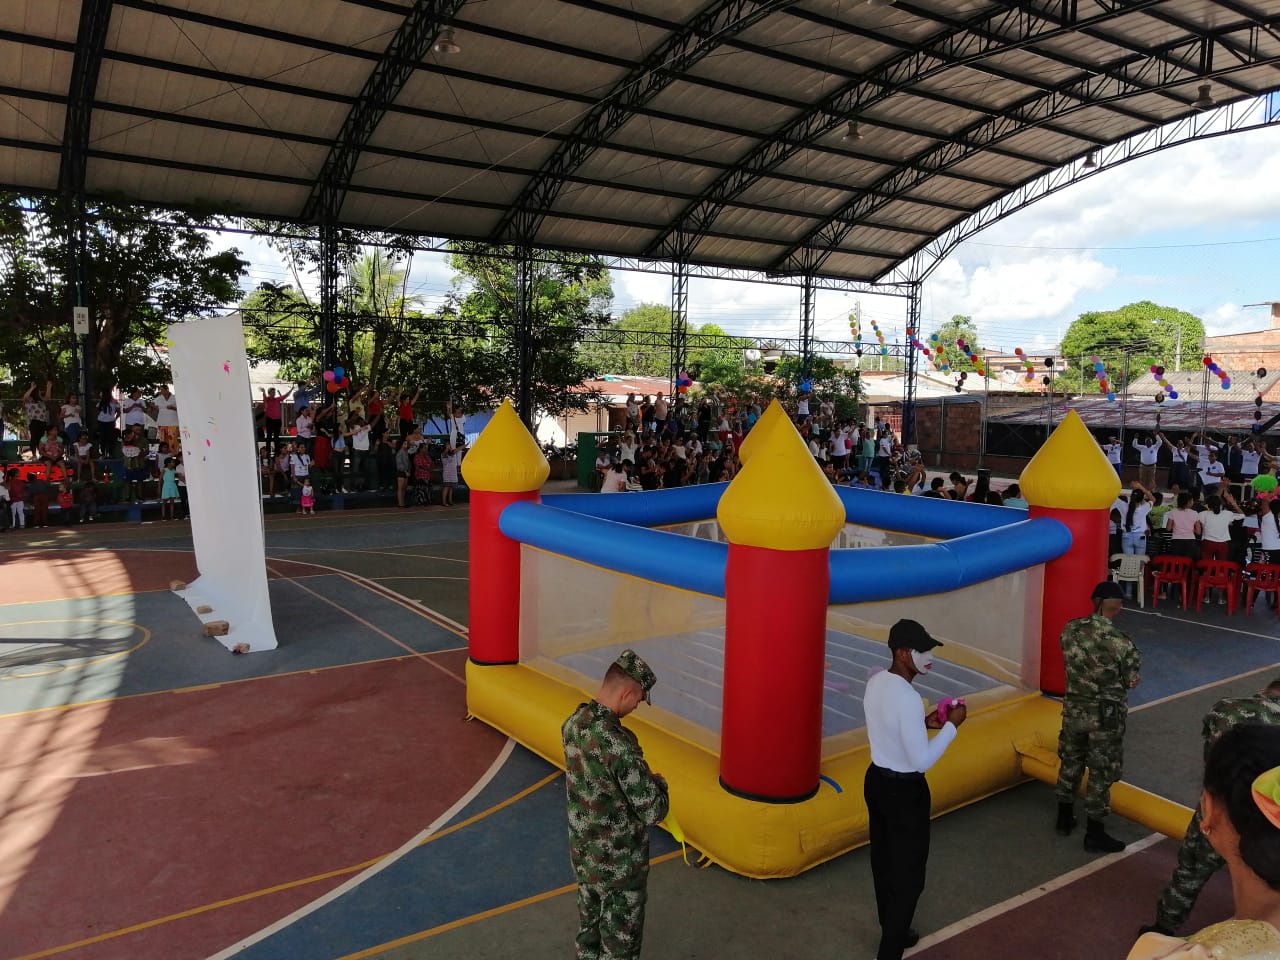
[
  {"x1": 1169, "y1": 390, "x2": 1179, "y2": 399},
  {"x1": 334, "y1": 366, "x2": 345, "y2": 379},
  {"x1": 1107, "y1": 392, "x2": 1116, "y2": 401}
]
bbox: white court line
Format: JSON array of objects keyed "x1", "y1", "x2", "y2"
[
  {"x1": 1126, "y1": 606, "x2": 1280, "y2": 642},
  {"x1": 206, "y1": 739, "x2": 516, "y2": 960},
  {"x1": 905, "y1": 833, "x2": 1165, "y2": 957}
]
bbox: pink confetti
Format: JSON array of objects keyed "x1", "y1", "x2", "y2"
[
  {"x1": 223, "y1": 362, "x2": 230, "y2": 373},
  {"x1": 206, "y1": 439, "x2": 211, "y2": 447}
]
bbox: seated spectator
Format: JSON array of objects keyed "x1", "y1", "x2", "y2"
[
  {"x1": 72, "y1": 434, "x2": 95, "y2": 482},
  {"x1": 921, "y1": 477, "x2": 947, "y2": 498},
  {"x1": 38, "y1": 426, "x2": 64, "y2": 471},
  {"x1": 1002, "y1": 483, "x2": 1027, "y2": 509}
]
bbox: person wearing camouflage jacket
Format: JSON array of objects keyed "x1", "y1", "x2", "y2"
[
  {"x1": 1146, "y1": 677, "x2": 1280, "y2": 934},
  {"x1": 563, "y1": 649, "x2": 669, "y2": 960},
  {"x1": 1055, "y1": 580, "x2": 1142, "y2": 853}
]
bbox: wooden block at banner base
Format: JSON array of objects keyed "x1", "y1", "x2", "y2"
[
  {"x1": 202, "y1": 621, "x2": 230, "y2": 637},
  {"x1": 170, "y1": 580, "x2": 187, "y2": 591},
  {"x1": 196, "y1": 605, "x2": 212, "y2": 614}
]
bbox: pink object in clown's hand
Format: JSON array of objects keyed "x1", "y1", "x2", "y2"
[{"x1": 937, "y1": 696, "x2": 965, "y2": 723}]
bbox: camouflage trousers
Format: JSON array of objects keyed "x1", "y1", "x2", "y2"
[
  {"x1": 1055, "y1": 699, "x2": 1125, "y2": 819},
  {"x1": 575, "y1": 880, "x2": 647, "y2": 960},
  {"x1": 1155, "y1": 807, "x2": 1226, "y2": 931}
]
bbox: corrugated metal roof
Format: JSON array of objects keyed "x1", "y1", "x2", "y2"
[{"x1": 3, "y1": 0, "x2": 1278, "y2": 282}]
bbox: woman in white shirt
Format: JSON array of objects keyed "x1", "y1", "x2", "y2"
[
  {"x1": 1123, "y1": 486, "x2": 1154, "y2": 555},
  {"x1": 60, "y1": 392, "x2": 84, "y2": 444},
  {"x1": 1197, "y1": 492, "x2": 1244, "y2": 564},
  {"x1": 1259, "y1": 499, "x2": 1280, "y2": 564},
  {"x1": 601, "y1": 463, "x2": 627, "y2": 493}
]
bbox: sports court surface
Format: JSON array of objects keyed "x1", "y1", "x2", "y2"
[{"x1": 1, "y1": 500, "x2": 1276, "y2": 960}]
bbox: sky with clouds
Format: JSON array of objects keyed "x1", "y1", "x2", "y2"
[{"x1": 228, "y1": 121, "x2": 1280, "y2": 357}]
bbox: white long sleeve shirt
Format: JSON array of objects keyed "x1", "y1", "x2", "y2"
[{"x1": 864, "y1": 670, "x2": 957, "y2": 774}]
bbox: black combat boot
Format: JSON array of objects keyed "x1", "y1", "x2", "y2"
[
  {"x1": 1083, "y1": 818, "x2": 1125, "y2": 853},
  {"x1": 1054, "y1": 802, "x2": 1077, "y2": 836}
]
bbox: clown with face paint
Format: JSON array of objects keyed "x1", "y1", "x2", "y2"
[{"x1": 862, "y1": 619, "x2": 968, "y2": 960}]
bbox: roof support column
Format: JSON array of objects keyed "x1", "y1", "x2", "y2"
[
  {"x1": 800, "y1": 274, "x2": 816, "y2": 380},
  {"x1": 515, "y1": 246, "x2": 536, "y2": 429},
  {"x1": 902, "y1": 282, "x2": 922, "y2": 446},
  {"x1": 670, "y1": 255, "x2": 689, "y2": 394},
  {"x1": 65, "y1": 197, "x2": 89, "y2": 403},
  {"x1": 319, "y1": 219, "x2": 339, "y2": 374}
]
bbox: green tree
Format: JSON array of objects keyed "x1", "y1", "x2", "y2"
[
  {"x1": 1060, "y1": 301, "x2": 1206, "y2": 393},
  {"x1": 577, "y1": 303, "x2": 674, "y2": 377},
  {"x1": 443, "y1": 243, "x2": 610, "y2": 420},
  {"x1": 928, "y1": 315, "x2": 982, "y2": 372},
  {"x1": 687, "y1": 322, "x2": 751, "y2": 384},
  {"x1": 0, "y1": 195, "x2": 245, "y2": 391}
]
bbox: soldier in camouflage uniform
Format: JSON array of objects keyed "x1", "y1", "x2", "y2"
[
  {"x1": 563, "y1": 649, "x2": 669, "y2": 960},
  {"x1": 1144, "y1": 677, "x2": 1280, "y2": 934},
  {"x1": 1055, "y1": 580, "x2": 1142, "y2": 853}
]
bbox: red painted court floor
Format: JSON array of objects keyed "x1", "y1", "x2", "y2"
[{"x1": 0, "y1": 650, "x2": 504, "y2": 960}]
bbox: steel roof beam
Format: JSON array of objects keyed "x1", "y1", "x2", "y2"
[
  {"x1": 490, "y1": 0, "x2": 797, "y2": 244},
  {"x1": 59, "y1": 0, "x2": 113, "y2": 195},
  {"x1": 301, "y1": 0, "x2": 466, "y2": 224},
  {"x1": 643, "y1": 0, "x2": 1164, "y2": 260},
  {"x1": 880, "y1": 95, "x2": 1280, "y2": 286},
  {"x1": 774, "y1": 26, "x2": 1280, "y2": 275}
]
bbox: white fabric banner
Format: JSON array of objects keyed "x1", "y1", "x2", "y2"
[{"x1": 167, "y1": 315, "x2": 278, "y2": 652}]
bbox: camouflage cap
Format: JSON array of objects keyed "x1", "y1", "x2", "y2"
[{"x1": 614, "y1": 649, "x2": 656, "y2": 703}]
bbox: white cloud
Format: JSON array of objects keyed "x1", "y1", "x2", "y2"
[{"x1": 1204, "y1": 301, "x2": 1274, "y2": 336}]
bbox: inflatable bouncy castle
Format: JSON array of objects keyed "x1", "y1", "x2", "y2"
[{"x1": 462, "y1": 400, "x2": 1132, "y2": 877}]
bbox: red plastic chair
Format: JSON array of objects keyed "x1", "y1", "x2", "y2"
[
  {"x1": 1148, "y1": 555, "x2": 1193, "y2": 610},
  {"x1": 1194, "y1": 559, "x2": 1241, "y2": 614},
  {"x1": 1243, "y1": 563, "x2": 1280, "y2": 614}
]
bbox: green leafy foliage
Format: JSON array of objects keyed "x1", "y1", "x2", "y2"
[
  {"x1": 0, "y1": 194, "x2": 244, "y2": 392},
  {"x1": 928, "y1": 315, "x2": 982, "y2": 372},
  {"x1": 1060, "y1": 301, "x2": 1205, "y2": 393}
]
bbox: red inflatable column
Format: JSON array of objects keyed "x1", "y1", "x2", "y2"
[
  {"x1": 459, "y1": 400, "x2": 550, "y2": 665},
  {"x1": 717, "y1": 400, "x2": 846, "y2": 802},
  {"x1": 1019, "y1": 410, "x2": 1121, "y2": 695}
]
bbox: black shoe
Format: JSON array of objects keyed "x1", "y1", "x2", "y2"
[
  {"x1": 1083, "y1": 818, "x2": 1125, "y2": 853},
  {"x1": 1055, "y1": 802, "x2": 1077, "y2": 836},
  {"x1": 904, "y1": 928, "x2": 919, "y2": 949},
  {"x1": 1138, "y1": 923, "x2": 1176, "y2": 937}
]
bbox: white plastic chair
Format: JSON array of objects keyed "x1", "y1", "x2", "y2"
[{"x1": 1110, "y1": 553, "x2": 1148, "y2": 608}]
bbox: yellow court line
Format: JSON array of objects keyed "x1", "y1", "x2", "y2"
[
  {"x1": 332, "y1": 849, "x2": 687, "y2": 960},
  {"x1": 0, "y1": 649, "x2": 466, "y2": 720},
  {"x1": 0, "y1": 620, "x2": 150, "y2": 681},
  {"x1": 4, "y1": 772, "x2": 563, "y2": 960}
]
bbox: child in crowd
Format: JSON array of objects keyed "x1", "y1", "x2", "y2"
[
  {"x1": 160, "y1": 456, "x2": 179, "y2": 521},
  {"x1": 78, "y1": 481, "x2": 98, "y2": 523},
  {"x1": 121, "y1": 427, "x2": 148, "y2": 502},
  {"x1": 57, "y1": 481, "x2": 74, "y2": 524},
  {"x1": 441, "y1": 440, "x2": 463, "y2": 507},
  {"x1": 73, "y1": 434, "x2": 95, "y2": 482},
  {"x1": 299, "y1": 479, "x2": 315, "y2": 516},
  {"x1": 7, "y1": 468, "x2": 26, "y2": 529},
  {"x1": 412, "y1": 442, "x2": 434, "y2": 506},
  {"x1": 0, "y1": 473, "x2": 9, "y2": 531},
  {"x1": 27, "y1": 472, "x2": 51, "y2": 528}
]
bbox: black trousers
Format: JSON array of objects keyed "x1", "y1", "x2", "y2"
[{"x1": 865, "y1": 765, "x2": 931, "y2": 960}]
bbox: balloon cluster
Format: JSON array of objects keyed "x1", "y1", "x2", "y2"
[
  {"x1": 1091, "y1": 356, "x2": 1116, "y2": 401},
  {"x1": 954, "y1": 338, "x2": 985, "y2": 376},
  {"x1": 322, "y1": 366, "x2": 349, "y2": 393},
  {"x1": 953, "y1": 370, "x2": 969, "y2": 393},
  {"x1": 1148, "y1": 363, "x2": 1178, "y2": 402},
  {"x1": 1203, "y1": 355, "x2": 1232, "y2": 390},
  {"x1": 927, "y1": 333, "x2": 950, "y2": 372},
  {"x1": 868, "y1": 318, "x2": 889, "y2": 356},
  {"x1": 1253, "y1": 366, "x2": 1268, "y2": 426},
  {"x1": 849, "y1": 316, "x2": 863, "y2": 357},
  {"x1": 1014, "y1": 347, "x2": 1035, "y2": 382},
  {"x1": 676, "y1": 371, "x2": 693, "y2": 395},
  {"x1": 798, "y1": 377, "x2": 815, "y2": 395}
]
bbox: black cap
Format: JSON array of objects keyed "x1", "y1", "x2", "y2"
[
  {"x1": 1091, "y1": 580, "x2": 1125, "y2": 601},
  {"x1": 888, "y1": 619, "x2": 943, "y2": 652}
]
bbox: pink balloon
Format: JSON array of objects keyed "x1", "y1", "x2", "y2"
[{"x1": 323, "y1": 370, "x2": 335, "y2": 382}]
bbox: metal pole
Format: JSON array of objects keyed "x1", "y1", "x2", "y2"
[
  {"x1": 1200, "y1": 355, "x2": 1210, "y2": 438},
  {"x1": 515, "y1": 247, "x2": 535, "y2": 428},
  {"x1": 670, "y1": 255, "x2": 688, "y2": 392},
  {"x1": 902, "y1": 283, "x2": 921, "y2": 445},
  {"x1": 980, "y1": 366, "x2": 989, "y2": 468},
  {"x1": 1118, "y1": 352, "x2": 1130, "y2": 450},
  {"x1": 800, "y1": 273, "x2": 815, "y2": 380}
]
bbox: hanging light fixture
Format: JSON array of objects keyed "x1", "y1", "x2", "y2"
[
  {"x1": 1191, "y1": 83, "x2": 1215, "y2": 111},
  {"x1": 865, "y1": 0, "x2": 896, "y2": 6},
  {"x1": 843, "y1": 120, "x2": 864, "y2": 141},
  {"x1": 433, "y1": 27, "x2": 460, "y2": 55},
  {"x1": 1082, "y1": 151, "x2": 1098, "y2": 170}
]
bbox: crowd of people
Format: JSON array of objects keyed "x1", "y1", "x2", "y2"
[{"x1": 1, "y1": 376, "x2": 472, "y2": 525}]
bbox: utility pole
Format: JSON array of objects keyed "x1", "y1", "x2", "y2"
[{"x1": 1175, "y1": 326, "x2": 1183, "y2": 372}]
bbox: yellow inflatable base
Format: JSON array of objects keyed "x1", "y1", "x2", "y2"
[{"x1": 467, "y1": 660, "x2": 1067, "y2": 879}]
